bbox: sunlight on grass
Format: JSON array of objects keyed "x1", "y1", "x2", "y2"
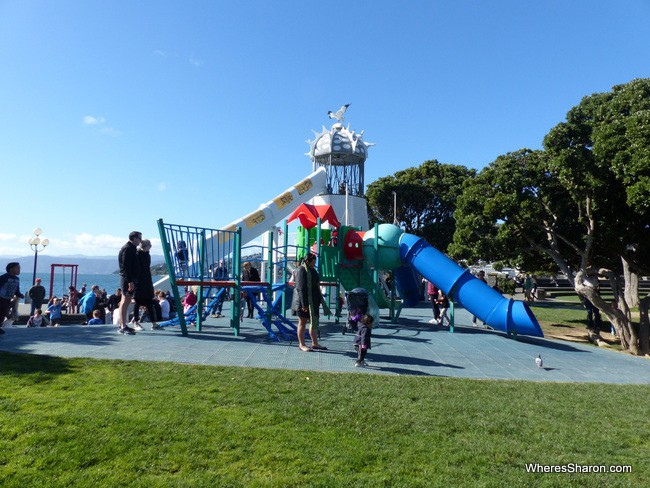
[{"x1": 1, "y1": 352, "x2": 648, "y2": 487}]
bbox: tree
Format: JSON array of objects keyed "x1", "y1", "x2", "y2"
[
  {"x1": 366, "y1": 160, "x2": 476, "y2": 252},
  {"x1": 450, "y1": 79, "x2": 650, "y2": 355}
]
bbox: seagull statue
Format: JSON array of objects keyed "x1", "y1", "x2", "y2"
[
  {"x1": 327, "y1": 103, "x2": 350, "y2": 122},
  {"x1": 535, "y1": 354, "x2": 543, "y2": 368}
]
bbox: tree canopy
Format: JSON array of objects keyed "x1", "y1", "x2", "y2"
[
  {"x1": 449, "y1": 78, "x2": 650, "y2": 354},
  {"x1": 366, "y1": 160, "x2": 475, "y2": 252}
]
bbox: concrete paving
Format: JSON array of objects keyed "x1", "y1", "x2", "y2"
[{"x1": 1, "y1": 303, "x2": 649, "y2": 384}]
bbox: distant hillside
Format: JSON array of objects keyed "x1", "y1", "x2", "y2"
[{"x1": 1, "y1": 255, "x2": 165, "y2": 275}]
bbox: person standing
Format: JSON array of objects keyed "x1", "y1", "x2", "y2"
[
  {"x1": 353, "y1": 314, "x2": 374, "y2": 367},
  {"x1": 582, "y1": 271, "x2": 603, "y2": 332},
  {"x1": 45, "y1": 297, "x2": 63, "y2": 327},
  {"x1": 175, "y1": 240, "x2": 189, "y2": 276},
  {"x1": 67, "y1": 285, "x2": 79, "y2": 314},
  {"x1": 241, "y1": 261, "x2": 261, "y2": 318},
  {"x1": 134, "y1": 239, "x2": 160, "y2": 330},
  {"x1": 28, "y1": 278, "x2": 47, "y2": 316},
  {"x1": 0, "y1": 262, "x2": 24, "y2": 332},
  {"x1": 523, "y1": 274, "x2": 533, "y2": 302},
  {"x1": 435, "y1": 290, "x2": 451, "y2": 327},
  {"x1": 291, "y1": 253, "x2": 330, "y2": 352},
  {"x1": 427, "y1": 280, "x2": 440, "y2": 324},
  {"x1": 79, "y1": 285, "x2": 99, "y2": 323},
  {"x1": 117, "y1": 231, "x2": 142, "y2": 335},
  {"x1": 211, "y1": 259, "x2": 229, "y2": 318}
]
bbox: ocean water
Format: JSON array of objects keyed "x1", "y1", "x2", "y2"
[{"x1": 23, "y1": 273, "x2": 169, "y2": 297}]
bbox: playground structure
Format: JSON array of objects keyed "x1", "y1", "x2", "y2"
[
  {"x1": 156, "y1": 213, "x2": 543, "y2": 340},
  {"x1": 49, "y1": 264, "x2": 79, "y2": 299},
  {"x1": 156, "y1": 107, "x2": 543, "y2": 340}
]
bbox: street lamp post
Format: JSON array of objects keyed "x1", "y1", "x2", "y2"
[
  {"x1": 392, "y1": 191, "x2": 398, "y2": 225},
  {"x1": 28, "y1": 227, "x2": 49, "y2": 286}
]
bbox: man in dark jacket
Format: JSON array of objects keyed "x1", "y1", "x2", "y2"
[
  {"x1": 0, "y1": 262, "x2": 24, "y2": 332},
  {"x1": 28, "y1": 278, "x2": 47, "y2": 316},
  {"x1": 117, "y1": 231, "x2": 142, "y2": 334}
]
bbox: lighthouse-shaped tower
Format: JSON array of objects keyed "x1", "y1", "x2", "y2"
[{"x1": 307, "y1": 107, "x2": 373, "y2": 230}]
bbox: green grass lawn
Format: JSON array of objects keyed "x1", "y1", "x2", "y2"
[
  {"x1": 1, "y1": 352, "x2": 648, "y2": 487},
  {"x1": 528, "y1": 301, "x2": 591, "y2": 329},
  {"x1": 527, "y1": 300, "x2": 634, "y2": 350}
]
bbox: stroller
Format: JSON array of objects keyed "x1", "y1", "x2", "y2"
[{"x1": 343, "y1": 287, "x2": 370, "y2": 335}]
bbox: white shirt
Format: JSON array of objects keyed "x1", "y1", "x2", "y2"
[{"x1": 159, "y1": 298, "x2": 170, "y2": 320}]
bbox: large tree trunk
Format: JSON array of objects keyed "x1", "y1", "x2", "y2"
[
  {"x1": 639, "y1": 294, "x2": 650, "y2": 356},
  {"x1": 575, "y1": 270, "x2": 640, "y2": 355},
  {"x1": 622, "y1": 256, "x2": 640, "y2": 309}
]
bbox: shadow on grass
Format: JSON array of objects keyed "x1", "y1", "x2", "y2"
[
  {"x1": 0, "y1": 351, "x2": 75, "y2": 379},
  {"x1": 368, "y1": 366, "x2": 439, "y2": 376}
]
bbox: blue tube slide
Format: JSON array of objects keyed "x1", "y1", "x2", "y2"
[
  {"x1": 392, "y1": 265, "x2": 421, "y2": 307},
  {"x1": 398, "y1": 233, "x2": 543, "y2": 337}
]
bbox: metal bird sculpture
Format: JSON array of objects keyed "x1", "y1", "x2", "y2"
[
  {"x1": 328, "y1": 103, "x2": 350, "y2": 122},
  {"x1": 535, "y1": 354, "x2": 543, "y2": 368}
]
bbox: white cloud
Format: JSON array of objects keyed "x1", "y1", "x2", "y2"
[
  {"x1": 189, "y1": 55, "x2": 204, "y2": 67},
  {"x1": 153, "y1": 50, "x2": 167, "y2": 57},
  {"x1": 157, "y1": 182, "x2": 167, "y2": 192},
  {"x1": 83, "y1": 115, "x2": 106, "y2": 125},
  {"x1": 0, "y1": 233, "x2": 161, "y2": 257},
  {"x1": 60, "y1": 233, "x2": 162, "y2": 254},
  {"x1": 84, "y1": 115, "x2": 120, "y2": 137},
  {"x1": 100, "y1": 126, "x2": 122, "y2": 137}
]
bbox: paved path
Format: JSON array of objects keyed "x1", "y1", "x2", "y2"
[{"x1": 1, "y1": 304, "x2": 649, "y2": 384}]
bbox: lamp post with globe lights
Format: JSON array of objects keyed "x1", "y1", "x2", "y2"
[{"x1": 28, "y1": 228, "x2": 49, "y2": 286}]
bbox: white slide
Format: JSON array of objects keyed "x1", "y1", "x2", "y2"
[
  {"x1": 155, "y1": 167, "x2": 327, "y2": 286},
  {"x1": 216, "y1": 166, "x2": 327, "y2": 247}
]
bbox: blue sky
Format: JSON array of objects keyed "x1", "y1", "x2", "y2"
[{"x1": 1, "y1": 0, "x2": 649, "y2": 256}]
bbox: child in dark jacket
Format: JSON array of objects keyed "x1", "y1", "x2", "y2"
[{"x1": 353, "y1": 314, "x2": 374, "y2": 367}]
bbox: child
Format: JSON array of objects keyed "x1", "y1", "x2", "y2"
[
  {"x1": 435, "y1": 290, "x2": 450, "y2": 327},
  {"x1": 182, "y1": 287, "x2": 197, "y2": 314},
  {"x1": 353, "y1": 314, "x2": 374, "y2": 367},
  {"x1": 27, "y1": 308, "x2": 48, "y2": 327},
  {"x1": 175, "y1": 241, "x2": 189, "y2": 275},
  {"x1": 87, "y1": 309, "x2": 104, "y2": 325},
  {"x1": 45, "y1": 297, "x2": 63, "y2": 327}
]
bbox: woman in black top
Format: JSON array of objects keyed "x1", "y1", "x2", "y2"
[
  {"x1": 291, "y1": 253, "x2": 329, "y2": 352},
  {"x1": 134, "y1": 239, "x2": 161, "y2": 330}
]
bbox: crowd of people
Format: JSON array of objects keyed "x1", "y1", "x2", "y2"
[
  {"x1": 21, "y1": 282, "x2": 176, "y2": 330},
  {"x1": 0, "y1": 231, "x2": 178, "y2": 335}
]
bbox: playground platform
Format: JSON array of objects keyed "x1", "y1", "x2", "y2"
[{"x1": 1, "y1": 303, "x2": 649, "y2": 384}]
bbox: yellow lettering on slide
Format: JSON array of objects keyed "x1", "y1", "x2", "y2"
[
  {"x1": 273, "y1": 191, "x2": 294, "y2": 209},
  {"x1": 243, "y1": 210, "x2": 266, "y2": 228},
  {"x1": 295, "y1": 178, "x2": 314, "y2": 195}
]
